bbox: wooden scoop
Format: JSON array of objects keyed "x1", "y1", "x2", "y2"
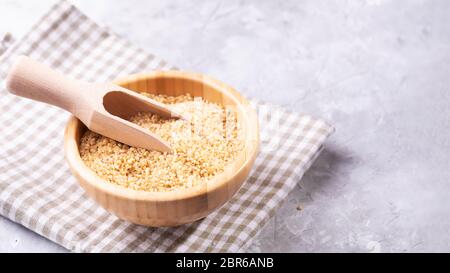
[{"x1": 5, "y1": 56, "x2": 182, "y2": 152}]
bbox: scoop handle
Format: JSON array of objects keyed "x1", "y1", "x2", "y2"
[{"x1": 5, "y1": 56, "x2": 83, "y2": 112}]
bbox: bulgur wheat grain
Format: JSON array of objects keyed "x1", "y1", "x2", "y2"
[{"x1": 79, "y1": 93, "x2": 244, "y2": 192}]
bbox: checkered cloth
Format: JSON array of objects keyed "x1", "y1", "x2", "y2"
[
  {"x1": 0, "y1": 0, "x2": 333, "y2": 252},
  {"x1": 0, "y1": 33, "x2": 14, "y2": 56}
]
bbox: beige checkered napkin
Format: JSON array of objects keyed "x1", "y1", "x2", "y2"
[
  {"x1": 0, "y1": 33, "x2": 14, "y2": 56},
  {"x1": 0, "y1": 0, "x2": 333, "y2": 252}
]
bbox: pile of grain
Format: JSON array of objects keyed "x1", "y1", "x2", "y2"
[{"x1": 79, "y1": 93, "x2": 243, "y2": 192}]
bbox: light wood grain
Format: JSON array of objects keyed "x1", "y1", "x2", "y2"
[
  {"x1": 64, "y1": 70, "x2": 260, "y2": 227},
  {"x1": 6, "y1": 56, "x2": 186, "y2": 152}
]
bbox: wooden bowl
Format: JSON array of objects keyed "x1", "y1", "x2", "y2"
[{"x1": 63, "y1": 71, "x2": 259, "y2": 227}]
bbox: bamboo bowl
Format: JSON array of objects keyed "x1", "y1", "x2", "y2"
[{"x1": 64, "y1": 71, "x2": 259, "y2": 227}]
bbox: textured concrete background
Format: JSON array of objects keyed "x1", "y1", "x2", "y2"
[{"x1": 1, "y1": 0, "x2": 450, "y2": 252}]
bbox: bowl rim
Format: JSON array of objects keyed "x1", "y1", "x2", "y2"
[{"x1": 64, "y1": 70, "x2": 259, "y2": 202}]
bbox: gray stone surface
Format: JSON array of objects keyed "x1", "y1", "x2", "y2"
[{"x1": 1, "y1": 0, "x2": 450, "y2": 252}]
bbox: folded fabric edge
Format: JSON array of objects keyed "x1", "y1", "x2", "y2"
[
  {"x1": 237, "y1": 101, "x2": 334, "y2": 252},
  {"x1": 238, "y1": 143, "x2": 333, "y2": 252},
  {"x1": 0, "y1": 0, "x2": 68, "y2": 64}
]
